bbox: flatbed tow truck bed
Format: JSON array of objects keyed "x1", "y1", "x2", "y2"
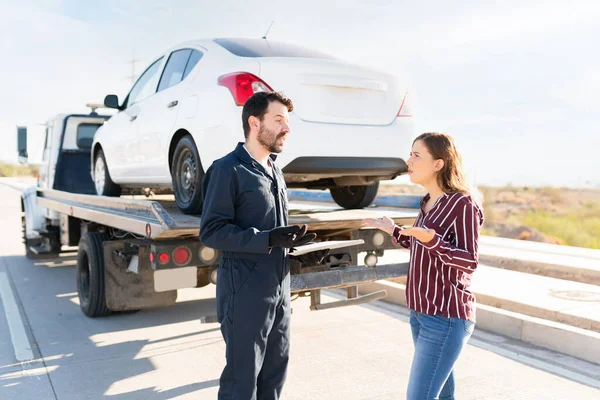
[
  {"x1": 36, "y1": 189, "x2": 418, "y2": 239},
  {"x1": 29, "y1": 188, "x2": 419, "y2": 316}
]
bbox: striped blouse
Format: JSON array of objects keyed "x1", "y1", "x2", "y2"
[{"x1": 392, "y1": 192, "x2": 484, "y2": 322}]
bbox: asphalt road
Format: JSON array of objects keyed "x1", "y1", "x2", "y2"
[{"x1": 0, "y1": 181, "x2": 599, "y2": 399}]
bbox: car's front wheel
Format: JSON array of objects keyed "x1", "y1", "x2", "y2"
[
  {"x1": 330, "y1": 182, "x2": 380, "y2": 209},
  {"x1": 171, "y1": 135, "x2": 204, "y2": 215},
  {"x1": 94, "y1": 149, "x2": 122, "y2": 197}
]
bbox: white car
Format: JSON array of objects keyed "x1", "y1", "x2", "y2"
[{"x1": 92, "y1": 37, "x2": 414, "y2": 214}]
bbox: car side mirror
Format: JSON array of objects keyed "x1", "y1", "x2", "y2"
[
  {"x1": 104, "y1": 94, "x2": 120, "y2": 109},
  {"x1": 17, "y1": 126, "x2": 28, "y2": 164}
]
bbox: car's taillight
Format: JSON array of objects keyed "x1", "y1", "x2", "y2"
[
  {"x1": 397, "y1": 92, "x2": 413, "y2": 117},
  {"x1": 218, "y1": 72, "x2": 273, "y2": 106}
]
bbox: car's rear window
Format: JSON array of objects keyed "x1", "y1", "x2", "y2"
[{"x1": 214, "y1": 38, "x2": 337, "y2": 60}]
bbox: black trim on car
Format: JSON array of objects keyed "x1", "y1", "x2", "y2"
[
  {"x1": 282, "y1": 156, "x2": 407, "y2": 176},
  {"x1": 214, "y1": 37, "x2": 338, "y2": 60}
]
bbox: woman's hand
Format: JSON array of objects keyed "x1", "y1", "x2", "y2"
[
  {"x1": 400, "y1": 227, "x2": 436, "y2": 243},
  {"x1": 361, "y1": 216, "x2": 396, "y2": 235}
]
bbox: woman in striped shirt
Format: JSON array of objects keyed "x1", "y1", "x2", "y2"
[{"x1": 362, "y1": 132, "x2": 484, "y2": 400}]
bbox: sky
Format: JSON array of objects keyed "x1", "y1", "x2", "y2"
[{"x1": 1, "y1": 0, "x2": 599, "y2": 188}]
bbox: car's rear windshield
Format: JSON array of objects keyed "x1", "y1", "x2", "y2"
[{"x1": 214, "y1": 38, "x2": 337, "y2": 60}]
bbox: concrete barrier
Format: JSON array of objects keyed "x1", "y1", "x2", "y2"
[
  {"x1": 358, "y1": 280, "x2": 600, "y2": 364},
  {"x1": 479, "y1": 253, "x2": 600, "y2": 286},
  {"x1": 288, "y1": 189, "x2": 600, "y2": 286}
]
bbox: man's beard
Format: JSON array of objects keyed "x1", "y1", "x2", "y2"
[{"x1": 257, "y1": 125, "x2": 286, "y2": 153}]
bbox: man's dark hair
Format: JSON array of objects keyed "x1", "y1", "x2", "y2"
[{"x1": 242, "y1": 91, "x2": 294, "y2": 138}]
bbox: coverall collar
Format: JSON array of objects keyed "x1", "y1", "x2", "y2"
[{"x1": 234, "y1": 142, "x2": 278, "y2": 166}]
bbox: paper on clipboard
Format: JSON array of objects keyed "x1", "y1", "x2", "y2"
[{"x1": 288, "y1": 239, "x2": 365, "y2": 256}]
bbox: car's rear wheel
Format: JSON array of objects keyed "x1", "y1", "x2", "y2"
[
  {"x1": 94, "y1": 149, "x2": 122, "y2": 197},
  {"x1": 171, "y1": 135, "x2": 204, "y2": 215},
  {"x1": 330, "y1": 182, "x2": 379, "y2": 209}
]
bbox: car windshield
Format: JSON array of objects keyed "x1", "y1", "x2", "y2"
[{"x1": 214, "y1": 38, "x2": 338, "y2": 60}]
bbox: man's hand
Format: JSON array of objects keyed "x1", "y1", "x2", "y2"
[
  {"x1": 289, "y1": 248, "x2": 330, "y2": 266},
  {"x1": 269, "y1": 224, "x2": 316, "y2": 248}
]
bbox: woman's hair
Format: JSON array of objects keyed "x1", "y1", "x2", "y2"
[{"x1": 414, "y1": 132, "x2": 483, "y2": 205}]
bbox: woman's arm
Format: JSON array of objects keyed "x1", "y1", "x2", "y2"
[
  {"x1": 361, "y1": 216, "x2": 413, "y2": 249},
  {"x1": 391, "y1": 225, "x2": 411, "y2": 249},
  {"x1": 420, "y1": 201, "x2": 482, "y2": 274}
]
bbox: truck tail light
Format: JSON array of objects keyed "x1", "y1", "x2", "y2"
[
  {"x1": 173, "y1": 247, "x2": 191, "y2": 265},
  {"x1": 218, "y1": 72, "x2": 273, "y2": 106},
  {"x1": 199, "y1": 246, "x2": 217, "y2": 263},
  {"x1": 397, "y1": 92, "x2": 413, "y2": 117},
  {"x1": 158, "y1": 252, "x2": 170, "y2": 264},
  {"x1": 210, "y1": 268, "x2": 218, "y2": 284}
]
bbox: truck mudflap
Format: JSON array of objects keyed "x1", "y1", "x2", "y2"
[
  {"x1": 104, "y1": 240, "x2": 178, "y2": 312},
  {"x1": 291, "y1": 262, "x2": 408, "y2": 310}
]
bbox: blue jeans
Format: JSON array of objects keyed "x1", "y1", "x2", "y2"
[{"x1": 407, "y1": 310, "x2": 474, "y2": 400}]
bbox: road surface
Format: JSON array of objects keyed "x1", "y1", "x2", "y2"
[{"x1": 0, "y1": 182, "x2": 598, "y2": 399}]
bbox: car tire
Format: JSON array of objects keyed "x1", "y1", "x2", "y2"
[
  {"x1": 94, "y1": 149, "x2": 122, "y2": 197},
  {"x1": 330, "y1": 182, "x2": 380, "y2": 209},
  {"x1": 171, "y1": 135, "x2": 204, "y2": 215}
]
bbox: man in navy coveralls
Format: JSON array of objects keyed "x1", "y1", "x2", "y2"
[{"x1": 200, "y1": 91, "x2": 328, "y2": 400}]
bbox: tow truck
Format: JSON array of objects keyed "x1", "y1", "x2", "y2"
[{"x1": 17, "y1": 107, "x2": 419, "y2": 318}]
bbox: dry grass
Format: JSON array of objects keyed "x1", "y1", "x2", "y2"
[
  {"x1": 381, "y1": 183, "x2": 600, "y2": 250},
  {"x1": 0, "y1": 161, "x2": 39, "y2": 177},
  {"x1": 520, "y1": 203, "x2": 600, "y2": 249}
]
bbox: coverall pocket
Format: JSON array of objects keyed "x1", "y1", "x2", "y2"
[
  {"x1": 218, "y1": 295, "x2": 234, "y2": 325},
  {"x1": 216, "y1": 264, "x2": 233, "y2": 324},
  {"x1": 231, "y1": 258, "x2": 259, "y2": 294}
]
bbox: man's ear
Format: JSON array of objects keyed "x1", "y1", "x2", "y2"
[{"x1": 248, "y1": 115, "x2": 260, "y2": 132}]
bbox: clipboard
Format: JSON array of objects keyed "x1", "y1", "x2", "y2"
[{"x1": 288, "y1": 239, "x2": 365, "y2": 256}]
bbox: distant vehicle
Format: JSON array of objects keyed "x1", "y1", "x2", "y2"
[{"x1": 93, "y1": 37, "x2": 414, "y2": 213}]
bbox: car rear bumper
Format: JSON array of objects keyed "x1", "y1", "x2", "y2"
[
  {"x1": 283, "y1": 156, "x2": 407, "y2": 176},
  {"x1": 282, "y1": 156, "x2": 408, "y2": 187}
]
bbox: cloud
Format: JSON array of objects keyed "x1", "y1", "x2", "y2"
[
  {"x1": 434, "y1": 1, "x2": 600, "y2": 48},
  {"x1": 549, "y1": 71, "x2": 600, "y2": 113}
]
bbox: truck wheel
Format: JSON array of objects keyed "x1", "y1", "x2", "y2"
[
  {"x1": 77, "y1": 232, "x2": 111, "y2": 318},
  {"x1": 94, "y1": 149, "x2": 122, "y2": 197},
  {"x1": 330, "y1": 182, "x2": 380, "y2": 209},
  {"x1": 171, "y1": 135, "x2": 204, "y2": 215}
]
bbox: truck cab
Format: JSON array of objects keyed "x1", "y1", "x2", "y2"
[{"x1": 18, "y1": 108, "x2": 111, "y2": 256}]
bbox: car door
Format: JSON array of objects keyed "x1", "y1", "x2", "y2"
[
  {"x1": 113, "y1": 56, "x2": 165, "y2": 178},
  {"x1": 136, "y1": 48, "x2": 204, "y2": 179}
]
